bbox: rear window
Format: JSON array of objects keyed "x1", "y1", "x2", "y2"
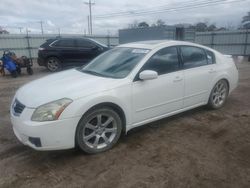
[{"x1": 206, "y1": 50, "x2": 216, "y2": 64}]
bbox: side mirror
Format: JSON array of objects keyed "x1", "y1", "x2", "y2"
[{"x1": 139, "y1": 70, "x2": 158, "y2": 81}]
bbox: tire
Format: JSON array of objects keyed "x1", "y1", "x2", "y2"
[
  {"x1": 27, "y1": 67, "x2": 33, "y2": 75},
  {"x1": 46, "y1": 57, "x2": 62, "y2": 72},
  {"x1": 76, "y1": 107, "x2": 122, "y2": 154},
  {"x1": 207, "y1": 79, "x2": 229, "y2": 109}
]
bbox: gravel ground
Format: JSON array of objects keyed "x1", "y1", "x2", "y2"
[{"x1": 0, "y1": 60, "x2": 250, "y2": 188}]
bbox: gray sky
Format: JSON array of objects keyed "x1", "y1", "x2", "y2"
[{"x1": 0, "y1": 0, "x2": 249, "y2": 35}]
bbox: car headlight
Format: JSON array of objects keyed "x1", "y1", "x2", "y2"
[{"x1": 31, "y1": 98, "x2": 72, "y2": 122}]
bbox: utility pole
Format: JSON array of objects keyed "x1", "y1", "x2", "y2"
[
  {"x1": 39, "y1": 21, "x2": 44, "y2": 35},
  {"x1": 87, "y1": 15, "x2": 90, "y2": 35},
  {"x1": 58, "y1": 27, "x2": 61, "y2": 36},
  {"x1": 84, "y1": 0, "x2": 95, "y2": 35},
  {"x1": 26, "y1": 28, "x2": 32, "y2": 63},
  {"x1": 18, "y1": 27, "x2": 23, "y2": 34}
]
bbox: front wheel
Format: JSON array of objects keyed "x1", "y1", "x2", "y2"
[
  {"x1": 76, "y1": 107, "x2": 122, "y2": 154},
  {"x1": 208, "y1": 80, "x2": 229, "y2": 109}
]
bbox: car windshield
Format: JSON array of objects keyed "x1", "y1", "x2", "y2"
[{"x1": 80, "y1": 47, "x2": 150, "y2": 78}]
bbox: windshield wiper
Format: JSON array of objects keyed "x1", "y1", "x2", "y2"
[
  {"x1": 80, "y1": 69, "x2": 114, "y2": 78},
  {"x1": 81, "y1": 69, "x2": 102, "y2": 76}
]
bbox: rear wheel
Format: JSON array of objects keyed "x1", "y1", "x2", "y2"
[
  {"x1": 76, "y1": 107, "x2": 122, "y2": 154},
  {"x1": 46, "y1": 57, "x2": 61, "y2": 72},
  {"x1": 208, "y1": 80, "x2": 229, "y2": 109}
]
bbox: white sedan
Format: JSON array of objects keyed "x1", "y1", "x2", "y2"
[{"x1": 10, "y1": 40, "x2": 238, "y2": 154}]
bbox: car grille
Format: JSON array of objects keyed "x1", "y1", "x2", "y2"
[{"x1": 12, "y1": 99, "x2": 25, "y2": 116}]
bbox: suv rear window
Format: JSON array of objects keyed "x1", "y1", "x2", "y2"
[
  {"x1": 53, "y1": 39, "x2": 75, "y2": 47},
  {"x1": 76, "y1": 39, "x2": 95, "y2": 48}
]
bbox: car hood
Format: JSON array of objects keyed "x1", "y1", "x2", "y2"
[{"x1": 15, "y1": 69, "x2": 123, "y2": 108}]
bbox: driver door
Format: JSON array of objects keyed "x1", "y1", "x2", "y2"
[{"x1": 132, "y1": 47, "x2": 184, "y2": 124}]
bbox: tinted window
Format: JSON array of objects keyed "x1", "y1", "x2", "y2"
[
  {"x1": 206, "y1": 50, "x2": 216, "y2": 64},
  {"x1": 142, "y1": 47, "x2": 179, "y2": 75},
  {"x1": 77, "y1": 39, "x2": 95, "y2": 48},
  {"x1": 54, "y1": 39, "x2": 75, "y2": 47},
  {"x1": 181, "y1": 46, "x2": 207, "y2": 69}
]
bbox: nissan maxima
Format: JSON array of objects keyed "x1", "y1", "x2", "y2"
[{"x1": 10, "y1": 40, "x2": 238, "y2": 154}]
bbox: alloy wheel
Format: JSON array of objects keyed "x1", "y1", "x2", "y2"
[
  {"x1": 83, "y1": 113, "x2": 118, "y2": 149},
  {"x1": 211, "y1": 80, "x2": 228, "y2": 108},
  {"x1": 47, "y1": 58, "x2": 60, "y2": 72}
]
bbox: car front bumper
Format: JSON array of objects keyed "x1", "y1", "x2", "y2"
[{"x1": 11, "y1": 107, "x2": 80, "y2": 151}]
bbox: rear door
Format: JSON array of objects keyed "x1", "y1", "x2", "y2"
[
  {"x1": 180, "y1": 46, "x2": 217, "y2": 108},
  {"x1": 76, "y1": 39, "x2": 103, "y2": 65}
]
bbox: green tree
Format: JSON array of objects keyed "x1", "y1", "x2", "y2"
[
  {"x1": 156, "y1": 19, "x2": 166, "y2": 27},
  {"x1": 138, "y1": 22, "x2": 149, "y2": 28},
  {"x1": 0, "y1": 26, "x2": 9, "y2": 34},
  {"x1": 128, "y1": 21, "x2": 139, "y2": 29},
  {"x1": 195, "y1": 22, "x2": 208, "y2": 32},
  {"x1": 242, "y1": 12, "x2": 250, "y2": 29},
  {"x1": 207, "y1": 24, "x2": 217, "y2": 31}
]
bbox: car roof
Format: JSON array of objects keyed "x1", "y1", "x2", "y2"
[
  {"x1": 49, "y1": 37, "x2": 93, "y2": 41},
  {"x1": 118, "y1": 40, "x2": 211, "y2": 50},
  {"x1": 46, "y1": 37, "x2": 107, "y2": 47}
]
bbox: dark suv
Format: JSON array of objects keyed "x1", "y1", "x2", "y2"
[{"x1": 38, "y1": 37, "x2": 109, "y2": 72}]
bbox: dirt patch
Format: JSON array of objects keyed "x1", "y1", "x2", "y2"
[{"x1": 0, "y1": 62, "x2": 250, "y2": 188}]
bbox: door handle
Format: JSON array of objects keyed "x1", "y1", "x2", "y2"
[
  {"x1": 208, "y1": 69, "x2": 216, "y2": 73},
  {"x1": 173, "y1": 76, "x2": 183, "y2": 82}
]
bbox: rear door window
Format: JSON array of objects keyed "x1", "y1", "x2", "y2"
[
  {"x1": 53, "y1": 39, "x2": 75, "y2": 47},
  {"x1": 180, "y1": 46, "x2": 208, "y2": 69},
  {"x1": 76, "y1": 39, "x2": 95, "y2": 48}
]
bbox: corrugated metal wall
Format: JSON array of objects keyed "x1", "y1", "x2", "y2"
[
  {"x1": 119, "y1": 26, "x2": 176, "y2": 44},
  {"x1": 184, "y1": 28, "x2": 196, "y2": 42},
  {"x1": 119, "y1": 27, "x2": 249, "y2": 56},
  {"x1": 0, "y1": 34, "x2": 119, "y2": 58},
  {"x1": 195, "y1": 30, "x2": 250, "y2": 56},
  {"x1": 119, "y1": 27, "x2": 196, "y2": 44}
]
